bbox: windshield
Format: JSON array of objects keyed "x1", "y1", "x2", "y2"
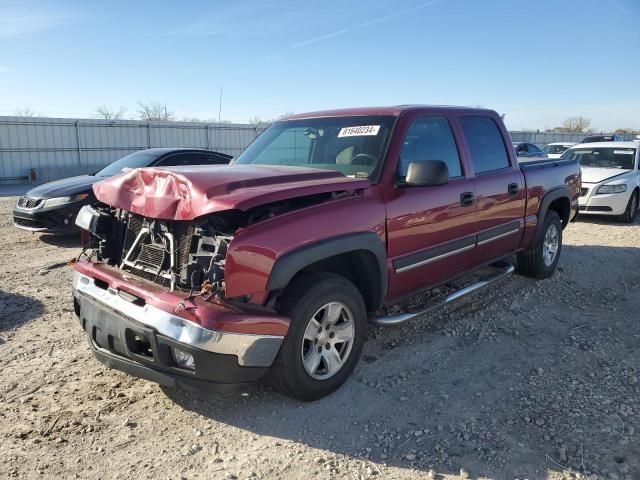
[
  {"x1": 544, "y1": 144, "x2": 571, "y2": 154},
  {"x1": 582, "y1": 135, "x2": 613, "y2": 143},
  {"x1": 561, "y1": 147, "x2": 636, "y2": 169},
  {"x1": 96, "y1": 150, "x2": 160, "y2": 177},
  {"x1": 233, "y1": 116, "x2": 395, "y2": 179}
]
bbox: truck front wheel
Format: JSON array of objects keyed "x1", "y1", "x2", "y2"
[
  {"x1": 517, "y1": 211, "x2": 562, "y2": 279},
  {"x1": 268, "y1": 272, "x2": 366, "y2": 401}
]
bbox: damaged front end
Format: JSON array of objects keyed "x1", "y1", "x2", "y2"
[
  {"x1": 71, "y1": 201, "x2": 301, "y2": 391},
  {"x1": 77, "y1": 165, "x2": 369, "y2": 300},
  {"x1": 74, "y1": 189, "x2": 349, "y2": 300},
  {"x1": 77, "y1": 205, "x2": 234, "y2": 295}
]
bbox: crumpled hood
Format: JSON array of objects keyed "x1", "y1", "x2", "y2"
[
  {"x1": 581, "y1": 167, "x2": 631, "y2": 184},
  {"x1": 26, "y1": 175, "x2": 99, "y2": 199},
  {"x1": 92, "y1": 164, "x2": 370, "y2": 220}
]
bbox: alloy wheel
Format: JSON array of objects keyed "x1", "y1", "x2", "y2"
[
  {"x1": 301, "y1": 301, "x2": 355, "y2": 380},
  {"x1": 543, "y1": 224, "x2": 559, "y2": 266}
]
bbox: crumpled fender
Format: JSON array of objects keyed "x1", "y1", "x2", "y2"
[{"x1": 92, "y1": 165, "x2": 370, "y2": 220}]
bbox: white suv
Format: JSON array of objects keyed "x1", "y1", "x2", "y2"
[{"x1": 562, "y1": 142, "x2": 639, "y2": 223}]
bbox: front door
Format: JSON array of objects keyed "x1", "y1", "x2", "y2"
[{"x1": 385, "y1": 115, "x2": 478, "y2": 301}]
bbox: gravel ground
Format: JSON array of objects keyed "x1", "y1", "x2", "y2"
[{"x1": 1, "y1": 196, "x2": 639, "y2": 480}]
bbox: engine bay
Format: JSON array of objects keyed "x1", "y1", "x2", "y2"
[
  {"x1": 87, "y1": 206, "x2": 234, "y2": 294},
  {"x1": 81, "y1": 190, "x2": 340, "y2": 295}
]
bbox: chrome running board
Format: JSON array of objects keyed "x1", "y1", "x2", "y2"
[{"x1": 370, "y1": 262, "x2": 515, "y2": 326}]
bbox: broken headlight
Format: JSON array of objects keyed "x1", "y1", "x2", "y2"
[{"x1": 75, "y1": 205, "x2": 113, "y2": 239}]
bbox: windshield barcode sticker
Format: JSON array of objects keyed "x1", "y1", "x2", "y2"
[
  {"x1": 338, "y1": 125, "x2": 380, "y2": 137},
  {"x1": 614, "y1": 150, "x2": 634, "y2": 154}
]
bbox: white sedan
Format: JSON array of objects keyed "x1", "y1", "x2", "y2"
[
  {"x1": 543, "y1": 142, "x2": 576, "y2": 159},
  {"x1": 562, "y1": 142, "x2": 639, "y2": 223}
]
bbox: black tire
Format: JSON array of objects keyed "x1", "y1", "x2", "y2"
[
  {"x1": 617, "y1": 190, "x2": 638, "y2": 224},
  {"x1": 517, "y1": 211, "x2": 562, "y2": 279},
  {"x1": 267, "y1": 272, "x2": 366, "y2": 401}
]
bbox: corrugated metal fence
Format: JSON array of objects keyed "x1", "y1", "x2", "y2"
[
  {"x1": 0, "y1": 116, "x2": 265, "y2": 184},
  {"x1": 0, "y1": 116, "x2": 636, "y2": 184}
]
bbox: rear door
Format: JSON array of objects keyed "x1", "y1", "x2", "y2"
[
  {"x1": 457, "y1": 115, "x2": 526, "y2": 264},
  {"x1": 384, "y1": 114, "x2": 477, "y2": 300}
]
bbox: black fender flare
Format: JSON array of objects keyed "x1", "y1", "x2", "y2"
[
  {"x1": 535, "y1": 186, "x2": 572, "y2": 238},
  {"x1": 266, "y1": 232, "x2": 388, "y2": 310}
]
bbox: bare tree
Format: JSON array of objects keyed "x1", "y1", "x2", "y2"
[
  {"x1": 137, "y1": 101, "x2": 174, "y2": 122},
  {"x1": 562, "y1": 116, "x2": 592, "y2": 133},
  {"x1": 95, "y1": 106, "x2": 127, "y2": 120},
  {"x1": 14, "y1": 107, "x2": 35, "y2": 117}
]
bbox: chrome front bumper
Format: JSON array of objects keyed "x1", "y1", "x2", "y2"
[{"x1": 72, "y1": 271, "x2": 283, "y2": 368}]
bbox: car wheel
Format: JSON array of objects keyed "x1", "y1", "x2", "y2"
[
  {"x1": 517, "y1": 211, "x2": 562, "y2": 279},
  {"x1": 617, "y1": 190, "x2": 638, "y2": 224},
  {"x1": 268, "y1": 272, "x2": 366, "y2": 401}
]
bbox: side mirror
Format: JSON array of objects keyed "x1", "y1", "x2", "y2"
[{"x1": 404, "y1": 160, "x2": 449, "y2": 187}]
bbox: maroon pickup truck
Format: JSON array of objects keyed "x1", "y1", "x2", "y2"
[{"x1": 72, "y1": 106, "x2": 580, "y2": 400}]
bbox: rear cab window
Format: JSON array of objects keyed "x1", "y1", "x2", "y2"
[{"x1": 459, "y1": 116, "x2": 511, "y2": 174}]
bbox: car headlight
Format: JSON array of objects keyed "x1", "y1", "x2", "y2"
[
  {"x1": 596, "y1": 184, "x2": 627, "y2": 194},
  {"x1": 75, "y1": 205, "x2": 98, "y2": 231},
  {"x1": 42, "y1": 193, "x2": 89, "y2": 208},
  {"x1": 75, "y1": 204, "x2": 113, "y2": 239}
]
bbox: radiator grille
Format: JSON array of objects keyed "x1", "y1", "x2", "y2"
[
  {"x1": 17, "y1": 197, "x2": 42, "y2": 208},
  {"x1": 135, "y1": 243, "x2": 167, "y2": 272},
  {"x1": 120, "y1": 215, "x2": 195, "y2": 289}
]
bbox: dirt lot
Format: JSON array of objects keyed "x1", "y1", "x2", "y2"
[{"x1": 1, "y1": 196, "x2": 639, "y2": 480}]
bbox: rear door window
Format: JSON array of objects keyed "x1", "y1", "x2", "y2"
[
  {"x1": 460, "y1": 116, "x2": 510, "y2": 174},
  {"x1": 397, "y1": 116, "x2": 462, "y2": 179}
]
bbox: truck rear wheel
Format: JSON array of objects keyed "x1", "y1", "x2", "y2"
[
  {"x1": 517, "y1": 211, "x2": 562, "y2": 279},
  {"x1": 268, "y1": 272, "x2": 366, "y2": 401}
]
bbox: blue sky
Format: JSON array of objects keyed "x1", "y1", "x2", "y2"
[{"x1": 0, "y1": 0, "x2": 638, "y2": 131}]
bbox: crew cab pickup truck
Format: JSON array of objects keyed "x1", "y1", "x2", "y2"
[{"x1": 72, "y1": 106, "x2": 580, "y2": 401}]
